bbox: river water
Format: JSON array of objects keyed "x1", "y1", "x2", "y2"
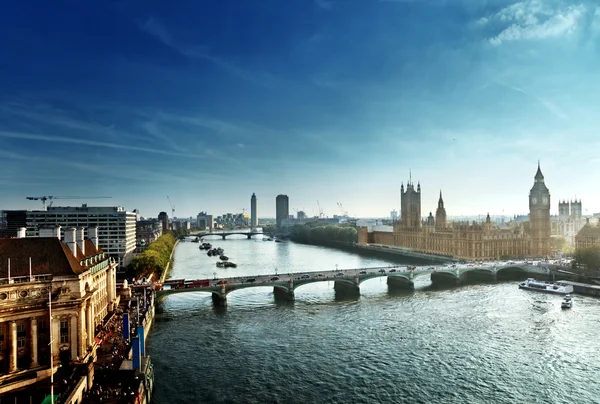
[{"x1": 147, "y1": 236, "x2": 600, "y2": 404}]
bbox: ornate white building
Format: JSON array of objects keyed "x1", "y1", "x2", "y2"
[{"x1": 0, "y1": 226, "x2": 117, "y2": 395}]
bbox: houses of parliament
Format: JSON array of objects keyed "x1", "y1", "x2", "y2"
[{"x1": 358, "y1": 164, "x2": 552, "y2": 260}]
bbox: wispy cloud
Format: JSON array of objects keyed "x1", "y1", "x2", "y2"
[
  {"x1": 495, "y1": 80, "x2": 569, "y2": 120},
  {"x1": 135, "y1": 16, "x2": 280, "y2": 87},
  {"x1": 479, "y1": 1, "x2": 587, "y2": 45},
  {"x1": 0, "y1": 130, "x2": 206, "y2": 158}
]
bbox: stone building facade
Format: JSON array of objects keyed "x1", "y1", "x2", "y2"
[
  {"x1": 0, "y1": 226, "x2": 117, "y2": 394},
  {"x1": 575, "y1": 219, "x2": 600, "y2": 249},
  {"x1": 359, "y1": 164, "x2": 552, "y2": 260}
]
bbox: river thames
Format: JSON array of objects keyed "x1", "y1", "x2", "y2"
[{"x1": 147, "y1": 237, "x2": 600, "y2": 404}]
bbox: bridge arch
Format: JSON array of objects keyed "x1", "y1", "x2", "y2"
[
  {"x1": 496, "y1": 265, "x2": 529, "y2": 281},
  {"x1": 430, "y1": 270, "x2": 459, "y2": 286},
  {"x1": 460, "y1": 267, "x2": 496, "y2": 283}
]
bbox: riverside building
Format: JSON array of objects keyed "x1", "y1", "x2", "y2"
[
  {"x1": 7, "y1": 205, "x2": 136, "y2": 269},
  {"x1": 0, "y1": 226, "x2": 118, "y2": 397},
  {"x1": 359, "y1": 164, "x2": 552, "y2": 260},
  {"x1": 250, "y1": 193, "x2": 258, "y2": 228},
  {"x1": 276, "y1": 195, "x2": 289, "y2": 230}
]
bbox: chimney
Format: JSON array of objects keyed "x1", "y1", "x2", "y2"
[
  {"x1": 88, "y1": 227, "x2": 99, "y2": 250},
  {"x1": 76, "y1": 227, "x2": 85, "y2": 256},
  {"x1": 64, "y1": 228, "x2": 77, "y2": 258},
  {"x1": 17, "y1": 227, "x2": 26, "y2": 238},
  {"x1": 39, "y1": 225, "x2": 61, "y2": 239}
]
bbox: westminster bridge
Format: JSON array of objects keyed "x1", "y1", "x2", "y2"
[
  {"x1": 189, "y1": 230, "x2": 264, "y2": 240},
  {"x1": 155, "y1": 263, "x2": 553, "y2": 307}
]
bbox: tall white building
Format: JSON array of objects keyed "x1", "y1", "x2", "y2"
[
  {"x1": 250, "y1": 193, "x2": 258, "y2": 227},
  {"x1": 23, "y1": 205, "x2": 136, "y2": 268}
]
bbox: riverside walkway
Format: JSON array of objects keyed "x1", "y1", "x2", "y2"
[{"x1": 156, "y1": 262, "x2": 553, "y2": 306}]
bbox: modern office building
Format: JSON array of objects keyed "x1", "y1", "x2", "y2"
[
  {"x1": 250, "y1": 193, "x2": 258, "y2": 228},
  {"x1": 136, "y1": 219, "x2": 163, "y2": 253},
  {"x1": 196, "y1": 212, "x2": 214, "y2": 230},
  {"x1": 158, "y1": 212, "x2": 169, "y2": 233},
  {"x1": 0, "y1": 227, "x2": 118, "y2": 395},
  {"x1": 5, "y1": 205, "x2": 136, "y2": 269},
  {"x1": 276, "y1": 195, "x2": 289, "y2": 229}
]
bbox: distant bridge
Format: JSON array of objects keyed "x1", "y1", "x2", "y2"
[
  {"x1": 189, "y1": 230, "x2": 264, "y2": 240},
  {"x1": 156, "y1": 263, "x2": 552, "y2": 307}
]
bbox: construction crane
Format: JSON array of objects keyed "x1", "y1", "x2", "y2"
[
  {"x1": 167, "y1": 196, "x2": 175, "y2": 218},
  {"x1": 337, "y1": 202, "x2": 348, "y2": 217},
  {"x1": 317, "y1": 200, "x2": 324, "y2": 218},
  {"x1": 26, "y1": 196, "x2": 112, "y2": 210}
]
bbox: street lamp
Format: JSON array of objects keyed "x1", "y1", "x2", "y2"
[
  {"x1": 48, "y1": 289, "x2": 55, "y2": 404},
  {"x1": 335, "y1": 264, "x2": 338, "y2": 272},
  {"x1": 275, "y1": 267, "x2": 278, "y2": 276},
  {"x1": 213, "y1": 272, "x2": 217, "y2": 280}
]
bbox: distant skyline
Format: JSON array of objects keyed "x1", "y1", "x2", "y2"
[{"x1": 1, "y1": 0, "x2": 599, "y2": 218}]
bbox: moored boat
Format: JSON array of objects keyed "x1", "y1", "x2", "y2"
[
  {"x1": 518, "y1": 278, "x2": 574, "y2": 295},
  {"x1": 219, "y1": 255, "x2": 229, "y2": 261}
]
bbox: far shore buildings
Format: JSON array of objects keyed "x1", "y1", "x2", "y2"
[
  {"x1": 552, "y1": 199, "x2": 586, "y2": 246},
  {"x1": 250, "y1": 193, "x2": 258, "y2": 228},
  {"x1": 276, "y1": 195, "x2": 289, "y2": 230},
  {"x1": 0, "y1": 226, "x2": 118, "y2": 397},
  {"x1": 196, "y1": 212, "x2": 214, "y2": 230},
  {"x1": 136, "y1": 218, "x2": 163, "y2": 253},
  {"x1": 359, "y1": 164, "x2": 552, "y2": 260},
  {"x1": 575, "y1": 219, "x2": 600, "y2": 249}
]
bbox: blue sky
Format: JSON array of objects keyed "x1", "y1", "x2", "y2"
[{"x1": 1, "y1": 0, "x2": 599, "y2": 219}]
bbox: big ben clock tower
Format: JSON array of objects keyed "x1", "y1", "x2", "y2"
[{"x1": 529, "y1": 162, "x2": 551, "y2": 257}]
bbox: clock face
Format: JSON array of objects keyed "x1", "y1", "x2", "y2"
[
  {"x1": 532, "y1": 197, "x2": 538, "y2": 205},
  {"x1": 542, "y1": 196, "x2": 548, "y2": 205}
]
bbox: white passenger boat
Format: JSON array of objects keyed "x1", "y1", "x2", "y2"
[
  {"x1": 561, "y1": 294, "x2": 573, "y2": 309},
  {"x1": 518, "y1": 278, "x2": 574, "y2": 295}
]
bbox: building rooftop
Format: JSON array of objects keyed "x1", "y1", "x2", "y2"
[
  {"x1": 576, "y1": 223, "x2": 600, "y2": 238},
  {"x1": 0, "y1": 238, "x2": 103, "y2": 277}
]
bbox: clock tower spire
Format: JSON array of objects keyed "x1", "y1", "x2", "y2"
[{"x1": 529, "y1": 161, "x2": 551, "y2": 257}]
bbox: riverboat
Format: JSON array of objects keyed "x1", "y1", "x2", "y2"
[
  {"x1": 561, "y1": 294, "x2": 573, "y2": 309},
  {"x1": 219, "y1": 255, "x2": 229, "y2": 261},
  {"x1": 518, "y1": 278, "x2": 574, "y2": 295}
]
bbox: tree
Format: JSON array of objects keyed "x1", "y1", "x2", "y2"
[
  {"x1": 290, "y1": 224, "x2": 358, "y2": 245},
  {"x1": 127, "y1": 231, "x2": 177, "y2": 279},
  {"x1": 575, "y1": 246, "x2": 600, "y2": 270}
]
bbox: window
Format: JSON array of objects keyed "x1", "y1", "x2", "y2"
[
  {"x1": 60, "y1": 320, "x2": 69, "y2": 343},
  {"x1": 17, "y1": 336, "x2": 26, "y2": 347}
]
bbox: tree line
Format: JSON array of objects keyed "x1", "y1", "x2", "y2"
[
  {"x1": 290, "y1": 223, "x2": 358, "y2": 245},
  {"x1": 574, "y1": 246, "x2": 600, "y2": 271},
  {"x1": 128, "y1": 231, "x2": 178, "y2": 279}
]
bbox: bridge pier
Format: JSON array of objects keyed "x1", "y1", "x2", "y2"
[
  {"x1": 212, "y1": 283, "x2": 228, "y2": 307},
  {"x1": 211, "y1": 292, "x2": 227, "y2": 307},
  {"x1": 273, "y1": 287, "x2": 295, "y2": 301},
  {"x1": 387, "y1": 275, "x2": 414, "y2": 290},
  {"x1": 221, "y1": 235, "x2": 226, "y2": 240},
  {"x1": 334, "y1": 278, "x2": 360, "y2": 297},
  {"x1": 247, "y1": 234, "x2": 252, "y2": 239}
]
